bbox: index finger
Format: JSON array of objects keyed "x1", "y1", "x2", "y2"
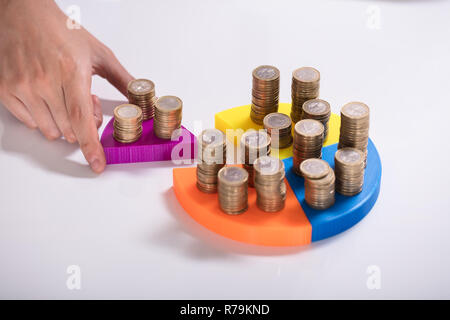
[{"x1": 63, "y1": 75, "x2": 106, "y2": 173}]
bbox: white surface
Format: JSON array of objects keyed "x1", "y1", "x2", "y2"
[{"x1": 1, "y1": 0, "x2": 450, "y2": 299}]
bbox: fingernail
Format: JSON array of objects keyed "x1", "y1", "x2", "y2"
[
  {"x1": 67, "y1": 134, "x2": 77, "y2": 143},
  {"x1": 90, "y1": 159, "x2": 104, "y2": 173}
]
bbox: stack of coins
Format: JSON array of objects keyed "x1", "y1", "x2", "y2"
[
  {"x1": 302, "y1": 99, "x2": 331, "y2": 140},
  {"x1": 334, "y1": 148, "x2": 365, "y2": 196},
  {"x1": 291, "y1": 67, "x2": 320, "y2": 123},
  {"x1": 263, "y1": 113, "x2": 293, "y2": 149},
  {"x1": 218, "y1": 166, "x2": 249, "y2": 215},
  {"x1": 253, "y1": 156, "x2": 287, "y2": 212},
  {"x1": 196, "y1": 129, "x2": 227, "y2": 193},
  {"x1": 154, "y1": 96, "x2": 183, "y2": 139},
  {"x1": 127, "y1": 79, "x2": 157, "y2": 120},
  {"x1": 338, "y1": 102, "x2": 370, "y2": 166},
  {"x1": 292, "y1": 119, "x2": 324, "y2": 175},
  {"x1": 300, "y1": 159, "x2": 335, "y2": 210},
  {"x1": 240, "y1": 130, "x2": 271, "y2": 187},
  {"x1": 250, "y1": 65, "x2": 280, "y2": 125},
  {"x1": 113, "y1": 104, "x2": 143, "y2": 143}
]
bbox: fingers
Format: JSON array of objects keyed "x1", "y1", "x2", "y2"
[
  {"x1": 42, "y1": 86, "x2": 77, "y2": 143},
  {"x1": 63, "y1": 75, "x2": 106, "y2": 173},
  {"x1": 93, "y1": 46, "x2": 134, "y2": 97},
  {"x1": 3, "y1": 85, "x2": 102, "y2": 147},
  {"x1": 16, "y1": 90, "x2": 61, "y2": 141},
  {"x1": 0, "y1": 93, "x2": 37, "y2": 129}
]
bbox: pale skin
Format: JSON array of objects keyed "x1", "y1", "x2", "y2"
[{"x1": 0, "y1": 0, "x2": 133, "y2": 173}]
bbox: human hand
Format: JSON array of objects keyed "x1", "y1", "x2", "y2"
[{"x1": 0, "y1": 0, "x2": 133, "y2": 173}]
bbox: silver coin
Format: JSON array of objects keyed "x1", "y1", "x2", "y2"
[
  {"x1": 300, "y1": 159, "x2": 329, "y2": 179},
  {"x1": 242, "y1": 130, "x2": 270, "y2": 148},
  {"x1": 293, "y1": 67, "x2": 320, "y2": 82},
  {"x1": 336, "y1": 148, "x2": 362, "y2": 164},
  {"x1": 295, "y1": 119, "x2": 324, "y2": 135},
  {"x1": 156, "y1": 96, "x2": 182, "y2": 111},
  {"x1": 303, "y1": 99, "x2": 330, "y2": 115},
  {"x1": 342, "y1": 102, "x2": 369, "y2": 118},
  {"x1": 254, "y1": 65, "x2": 279, "y2": 80},
  {"x1": 254, "y1": 156, "x2": 283, "y2": 175},
  {"x1": 129, "y1": 79, "x2": 154, "y2": 93},
  {"x1": 201, "y1": 128, "x2": 225, "y2": 145},
  {"x1": 219, "y1": 166, "x2": 248, "y2": 184},
  {"x1": 264, "y1": 113, "x2": 291, "y2": 128},
  {"x1": 116, "y1": 104, "x2": 140, "y2": 119}
]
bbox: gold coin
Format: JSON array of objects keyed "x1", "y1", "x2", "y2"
[
  {"x1": 250, "y1": 65, "x2": 280, "y2": 125},
  {"x1": 291, "y1": 67, "x2": 320, "y2": 124},
  {"x1": 334, "y1": 148, "x2": 365, "y2": 196},
  {"x1": 338, "y1": 101, "x2": 370, "y2": 167},
  {"x1": 196, "y1": 129, "x2": 227, "y2": 193},
  {"x1": 253, "y1": 155, "x2": 286, "y2": 212},
  {"x1": 113, "y1": 104, "x2": 143, "y2": 143},
  {"x1": 154, "y1": 95, "x2": 183, "y2": 139},
  {"x1": 300, "y1": 159, "x2": 335, "y2": 210},
  {"x1": 218, "y1": 166, "x2": 249, "y2": 215},
  {"x1": 127, "y1": 79, "x2": 157, "y2": 120}
]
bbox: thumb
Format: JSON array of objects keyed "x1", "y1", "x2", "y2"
[{"x1": 94, "y1": 46, "x2": 134, "y2": 97}]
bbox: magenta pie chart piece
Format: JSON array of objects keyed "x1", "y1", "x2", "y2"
[{"x1": 100, "y1": 117, "x2": 197, "y2": 165}]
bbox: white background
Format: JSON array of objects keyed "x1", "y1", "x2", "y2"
[{"x1": 1, "y1": 0, "x2": 449, "y2": 299}]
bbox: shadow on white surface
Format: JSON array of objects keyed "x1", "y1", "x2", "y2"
[
  {"x1": 156, "y1": 187, "x2": 342, "y2": 257},
  {"x1": 0, "y1": 103, "x2": 97, "y2": 178},
  {"x1": 104, "y1": 159, "x2": 185, "y2": 175}
]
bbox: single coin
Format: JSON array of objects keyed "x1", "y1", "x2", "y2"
[
  {"x1": 253, "y1": 65, "x2": 280, "y2": 81},
  {"x1": 303, "y1": 99, "x2": 330, "y2": 115},
  {"x1": 113, "y1": 104, "x2": 143, "y2": 143},
  {"x1": 293, "y1": 67, "x2": 320, "y2": 82},
  {"x1": 241, "y1": 130, "x2": 271, "y2": 149},
  {"x1": 201, "y1": 128, "x2": 226, "y2": 148},
  {"x1": 335, "y1": 148, "x2": 364, "y2": 165},
  {"x1": 300, "y1": 159, "x2": 330, "y2": 179},
  {"x1": 218, "y1": 166, "x2": 249, "y2": 186},
  {"x1": 250, "y1": 65, "x2": 280, "y2": 125},
  {"x1": 253, "y1": 156, "x2": 284, "y2": 176},
  {"x1": 114, "y1": 104, "x2": 142, "y2": 121},
  {"x1": 156, "y1": 96, "x2": 182, "y2": 111},
  {"x1": 263, "y1": 113, "x2": 291, "y2": 129},
  {"x1": 127, "y1": 79, "x2": 155, "y2": 95},
  {"x1": 341, "y1": 102, "x2": 370, "y2": 119},
  {"x1": 295, "y1": 119, "x2": 324, "y2": 137}
]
